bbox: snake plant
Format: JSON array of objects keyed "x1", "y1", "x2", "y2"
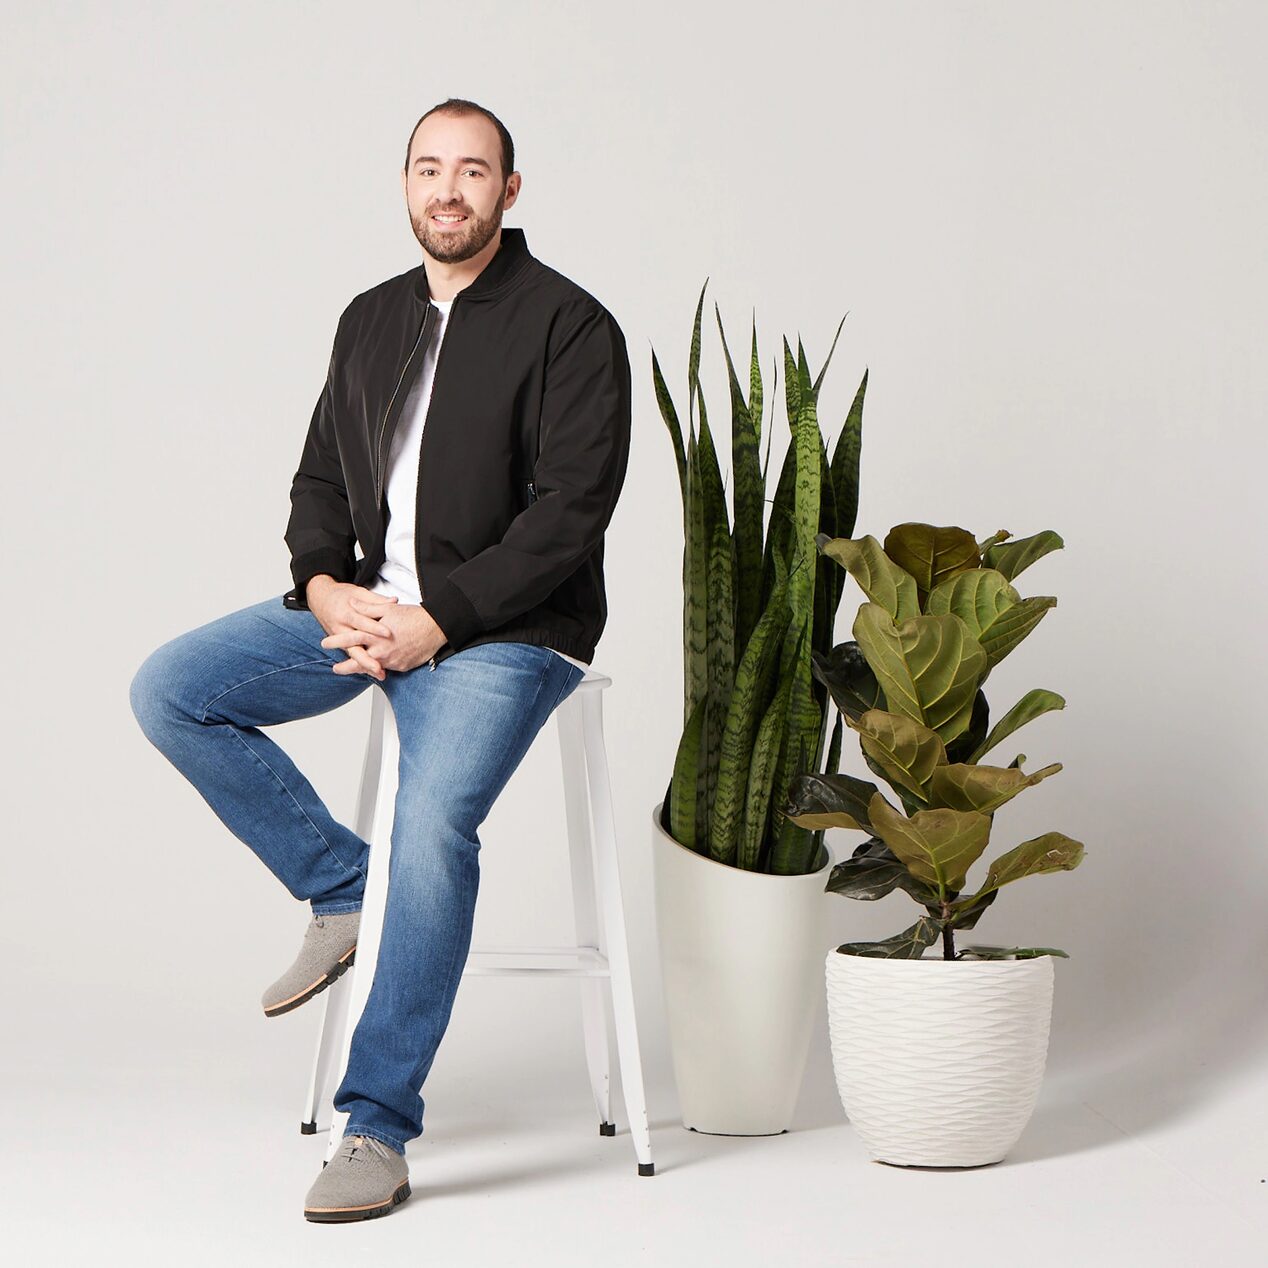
[
  {"x1": 781, "y1": 522, "x2": 1086, "y2": 958},
  {"x1": 653, "y1": 279, "x2": 867, "y2": 875}
]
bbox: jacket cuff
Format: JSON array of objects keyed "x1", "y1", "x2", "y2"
[
  {"x1": 421, "y1": 574, "x2": 485, "y2": 649},
  {"x1": 289, "y1": 548, "x2": 357, "y2": 607}
]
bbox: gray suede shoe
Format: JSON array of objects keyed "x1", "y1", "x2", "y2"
[
  {"x1": 261, "y1": 910, "x2": 359, "y2": 1018},
  {"x1": 304, "y1": 1133, "x2": 411, "y2": 1223}
]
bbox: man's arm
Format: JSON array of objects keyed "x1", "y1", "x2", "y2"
[
  {"x1": 283, "y1": 309, "x2": 358, "y2": 610},
  {"x1": 420, "y1": 301, "x2": 632, "y2": 648}
]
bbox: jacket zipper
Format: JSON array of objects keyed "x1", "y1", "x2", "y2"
[
  {"x1": 372, "y1": 299, "x2": 441, "y2": 670},
  {"x1": 413, "y1": 295, "x2": 461, "y2": 670},
  {"x1": 375, "y1": 303, "x2": 436, "y2": 511}
]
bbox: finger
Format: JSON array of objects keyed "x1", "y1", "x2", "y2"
[
  {"x1": 351, "y1": 592, "x2": 399, "y2": 607},
  {"x1": 348, "y1": 645, "x2": 385, "y2": 678},
  {"x1": 321, "y1": 627, "x2": 373, "y2": 649},
  {"x1": 349, "y1": 612, "x2": 394, "y2": 639},
  {"x1": 333, "y1": 648, "x2": 383, "y2": 679}
]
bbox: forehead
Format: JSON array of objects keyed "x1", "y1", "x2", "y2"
[{"x1": 409, "y1": 112, "x2": 499, "y2": 164}]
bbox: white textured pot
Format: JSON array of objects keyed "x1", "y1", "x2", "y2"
[
  {"x1": 651, "y1": 801, "x2": 831, "y2": 1135},
  {"x1": 825, "y1": 948, "x2": 1055, "y2": 1166}
]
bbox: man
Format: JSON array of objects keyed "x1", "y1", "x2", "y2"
[{"x1": 128, "y1": 98, "x2": 631, "y2": 1223}]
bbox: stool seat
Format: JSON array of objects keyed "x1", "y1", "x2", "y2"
[{"x1": 299, "y1": 663, "x2": 654, "y2": 1177}]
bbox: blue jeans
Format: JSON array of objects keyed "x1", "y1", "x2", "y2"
[{"x1": 129, "y1": 594, "x2": 585, "y2": 1155}]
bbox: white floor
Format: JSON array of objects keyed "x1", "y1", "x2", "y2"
[{"x1": 5, "y1": 966, "x2": 1263, "y2": 1268}]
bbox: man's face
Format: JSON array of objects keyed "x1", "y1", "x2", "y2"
[{"x1": 403, "y1": 113, "x2": 517, "y2": 264}]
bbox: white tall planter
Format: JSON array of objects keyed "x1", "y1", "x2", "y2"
[
  {"x1": 651, "y1": 801, "x2": 831, "y2": 1135},
  {"x1": 825, "y1": 949, "x2": 1055, "y2": 1166}
]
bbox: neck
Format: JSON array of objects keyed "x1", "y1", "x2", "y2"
[{"x1": 423, "y1": 228, "x2": 503, "y2": 302}]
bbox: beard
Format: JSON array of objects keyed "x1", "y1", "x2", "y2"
[{"x1": 411, "y1": 192, "x2": 505, "y2": 263}]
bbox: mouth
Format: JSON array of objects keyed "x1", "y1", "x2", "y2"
[{"x1": 431, "y1": 214, "x2": 468, "y2": 227}]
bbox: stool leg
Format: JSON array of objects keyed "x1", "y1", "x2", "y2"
[
  {"x1": 301, "y1": 688, "x2": 387, "y2": 1134},
  {"x1": 318, "y1": 691, "x2": 400, "y2": 1163},
  {"x1": 581, "y1": 689, "x2": 655, "y2": 1176},
  {"x1": 557, "y1": 697, "x2": 614, "y2": 1132}
]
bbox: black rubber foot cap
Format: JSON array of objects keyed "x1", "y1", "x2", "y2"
[
  {"x1": 300, "y1": 1120, "x2": 317, "y2": 1135},
  {"x1": 638, "y1": 1162, "x2": 655, "y2": 1176},
  {"x1": 599, "y1": 1121, "x2": 616, "y2": 1136}
]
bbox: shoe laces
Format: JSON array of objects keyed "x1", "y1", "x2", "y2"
[{"x1": 337, "y1": 1133, "x2": 395, "y2": 1165}]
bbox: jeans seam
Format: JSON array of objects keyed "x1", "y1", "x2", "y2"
[
  {"x1": 198, "y1": 657, "x2": 335, "y2": 723},
  {"x1": 549, "y1": 664, "x2": 585, "y2": 712},
  {"x1": 223, "y1": 726, "x2": 368, "y2": 888}
]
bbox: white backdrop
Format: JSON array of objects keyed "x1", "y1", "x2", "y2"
[{"x1": 3, "y1": 0, "x2": 1264, "y2": 1260}]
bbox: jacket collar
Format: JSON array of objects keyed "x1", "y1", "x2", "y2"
[{"x1": 413, "y1": 225, "x2": 532, "y2": 306}]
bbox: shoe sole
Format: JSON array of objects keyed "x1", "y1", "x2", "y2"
[
  {"x1": 304, "y1": 1178, "x2": 411, "y2": 1223},
  {"x1": 262, "y1": 944, "x2": 357, "y2": 1018}
]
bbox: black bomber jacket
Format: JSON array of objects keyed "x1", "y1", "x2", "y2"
[{"x1": 281, "y1": 226, "x2": 631, "y2": 670}]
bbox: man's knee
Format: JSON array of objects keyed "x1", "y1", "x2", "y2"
[{"x1": 129, "y1": 637, "x2": 194, "y2": 742}]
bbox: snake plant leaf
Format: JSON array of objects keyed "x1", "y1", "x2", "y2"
[
  {"x1": 852, "y1": 604, "x2": 987, "y2": 745},
  {"x1": 703, "y1": 518, "x2": 736, "y2": 849},
  {"x1": 966, "y1": 688, "x2": 1066, "y2": 763},
  {"x1": 942, "y1": 886, "x2": 999, "y2": 931},
  {"x1": 686, "y1": 277, "x2": 708, "y2": 427},
  {"x1": 982, "y1": 530, "x2": 1065, "y2": 582},
  {"x1": 967, "y1": 831, "x2": 1085, "y2": 902},
  {"x1": 867, "y1": 791, "x2": 993, "y2": 899},
  {"x1": 715, "y1": 302, "x2": 765, "y2": 655},
  {"x1": 810, "y1": 641, "x2": 884, "y2": 721},
  {"x1": 782, "y1": 335, "x2": 800, "y2": 434},
  {"x1": 748, "y1": 312, "x2": 763, "y2": 445},
  {"x1": 710, "y1": 547, "x2": 789, "y2": 863},
  {"x1": 737, "y1": 643, "x2": 798, "y2": 871},
  {"x1": 782, "y1": 770, "x2": 880, "y2": 832},
  {"x1": 958, "y1": 945, "x2": 1069, "y2": 960},
  {"x1": 836, "y1": 916, "x2": 943, "y2": 959},
  {"x1": 928, "y1": 760, "x2": 1063, "y2": 814},
  {"x1": 770, "y1": 613, "x2": 824, "y2": 874},
  {"x1": 829, "y1": 369, "x2": 866, "y2": 540},
  {"x1": 668, "y1": 690, "x2": 708, "y2": 851},
  {"x1": 883, "y1": 523, "x2": 981, "y2": 608},
  {"x1": 650, "y1": 347, "x2": 687, "y2": 494},
  {"x1": 760, "y1": 351, "x2": 777, "y2": 484},
  {"x1": 818, "y1": 533, "x2": 921, "y2": 623},
  {"x1": 812, "y1": 310, "x2": 849, "y2": 399},
  {"x1": 789, "y1": 353, "x2": 822, "y2": 623},
  {"x1": 683, "y1": 431, "x2": 708, "y2": 726},
  {"x1": 695, "y1": 381, "x2": 728, "y2": 556},
  {"x1": 841, "y1": 708, "x2": 947, "y2": 807}
]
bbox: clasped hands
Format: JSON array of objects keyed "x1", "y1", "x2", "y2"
[{"x1": 306, "y1": 577, "x2": 448, "y2": 680}]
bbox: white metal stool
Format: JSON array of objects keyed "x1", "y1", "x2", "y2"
[{"x1": 298, "y1": 665, "x2": 655, "y2": 1176}]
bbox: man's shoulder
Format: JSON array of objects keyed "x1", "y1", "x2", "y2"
[
  {"x1": 340, "y1": 265, "x2": 420, "y2": 323},
  {"x1": 526, "y1": 258, "x2": 617, "y2": 324}
]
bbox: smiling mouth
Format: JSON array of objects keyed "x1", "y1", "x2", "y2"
[{"x1": 432, "y1": 214, "x2": 468, "y2": 226}]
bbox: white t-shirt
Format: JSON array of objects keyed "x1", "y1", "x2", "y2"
[{"x1": 368, "y1": 297, "x2": 588, "y2": 674}]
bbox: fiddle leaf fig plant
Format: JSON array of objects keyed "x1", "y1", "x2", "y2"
[{"x1": 781, "y1": 521, "x2": 1086, "y2": 958}]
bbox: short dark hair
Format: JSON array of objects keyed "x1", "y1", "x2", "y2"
[{"x1": 403, "y1": 99, "x2": 515, "y2": 186}]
